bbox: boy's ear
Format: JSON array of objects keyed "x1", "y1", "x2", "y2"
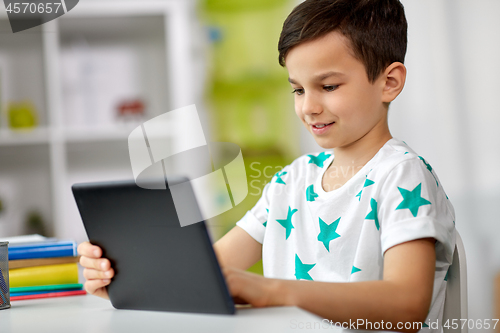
[{"x1": 381, "y1": 62, "x2": 406, "y2": 103}]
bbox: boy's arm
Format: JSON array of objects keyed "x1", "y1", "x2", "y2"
[
  {"x1": 214, "y1": 225, "x2": 262, "y2": 270},
  {"x1": 223, "y1": 237, "x2": 435, "y2": 333}
]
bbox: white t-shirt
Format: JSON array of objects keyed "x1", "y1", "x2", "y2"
[{"x1": 236, "y1": 138, "x2": 455, "y2": 332}]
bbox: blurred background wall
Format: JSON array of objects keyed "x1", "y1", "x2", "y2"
[
  {"x1": 394, "y1": 0, "x2": 500, "y2": 325},
  {"x1": 199, "y1": 0, "x2": 299, "y2": 274},
  {"x1": 0, "y1": 0, "x2": 498, "y2": 329}
]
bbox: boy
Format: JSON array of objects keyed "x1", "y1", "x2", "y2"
[{"x1": 78, "y1": 0, "x2": 455, "y2": 332}]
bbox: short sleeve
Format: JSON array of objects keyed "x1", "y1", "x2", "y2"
[
  {"x1": 376, "y1": 158, "x2": 455, "y2": 267},
  {"x1": 235, "y1": 182, "x2": 271, "y2": 244}
]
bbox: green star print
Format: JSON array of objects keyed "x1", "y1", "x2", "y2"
[
  {"x1": 396, "y1": 183, "x2": 431, "y2": 217},
  {"x1": 276, "y1": 206, "x2": 297, "y2": 239},
  {"x1": 356, "y1": 177, "x2": 375, "y2": 201},
  {"x1": 307, "y1": 152, "x2": 331, "y2": 168},
  {"x1": 351, "y1": 266, "x2": 361, "y2": 274},
  {"x1": 275, "y1": 171, "x2": 287, "y2": 184},
  {"x1": 317, "y1": 217, "x2": 341, "y2": 251},
  {"x1": 306, "y1": 184, "x2": 319, "y2": 201},
  {"x1": 418, "y1": 156, "x2": 439, "y2": 186},
  {"x1": 356, "y1": 191, "x2": 362, "y2": 201},
  {"x1": 365, "y1": 198, "x2": 380, "y2": 230},
  {"x1": 295, "y1": 254, "x2": 315, "y2": 281}
]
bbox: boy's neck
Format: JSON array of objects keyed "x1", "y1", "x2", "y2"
[
  {"x1": 331, "y1": 121, "x2": 392, "y2": 168},
  {"x1": 321, "y1": 116, "x2": 392, "y2": 192}
]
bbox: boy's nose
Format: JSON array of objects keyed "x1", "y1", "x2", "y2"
[{"x1": 301, "y1": 93, "x2": 322, "y2": 116}]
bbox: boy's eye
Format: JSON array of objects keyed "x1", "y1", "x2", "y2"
[
  {"x1": 323, "y1": 85, "x2": 338, "y2": 92},
  {"x1": 291, "y1": 88, "x2": 304, "y2": 95}
]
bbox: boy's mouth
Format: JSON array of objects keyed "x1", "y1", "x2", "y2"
[
  {"x1": 310, "y1": 121, "x2": 335, "y2": 135},
  {"x1": 312, "y1": 122, "x2": 335, "y2": 128}
]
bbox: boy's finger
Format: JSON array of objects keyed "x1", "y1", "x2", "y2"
[
  {"x1": 84, "y1": 280, "x2": 111, "y2": 300},
  {"x1": 77, "y1": 242, "x2": 102, "y2": 258},
  {"x1": 79, "y1": 256, "x2": 110, "y2": 271},
  {"x1": 83, "y1": 267, "x2": 114, "y2": 280}
]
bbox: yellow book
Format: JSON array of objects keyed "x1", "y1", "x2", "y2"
[{"x1": 9, "y1": 263, "x2": 78, "y2": 288}]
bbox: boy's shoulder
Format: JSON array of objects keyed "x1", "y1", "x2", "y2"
[
  {"x1": 373, "y1": 138, "x2": 434, "y2": 175},
  {"x1": 374, "y1": 138, "x2": 420, "y2": 167},
  {"x1": 368, "y1": 139, "x2": 449, "y2": 201}
]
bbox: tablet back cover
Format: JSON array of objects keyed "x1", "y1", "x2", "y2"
[{"x1": 72, "y1": 179, "x2": 235, "y2": 314}]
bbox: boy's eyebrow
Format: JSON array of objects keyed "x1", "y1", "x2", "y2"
[{"x1": 288, "y1": 71, "x2": 345, "y2": 84}]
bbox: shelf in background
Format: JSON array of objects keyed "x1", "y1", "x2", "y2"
[
  {"x1": 58, "y1": 13, "x2": 169, "y2": 132},
  {"x1": 0, "y1": 128, "x2": 50, "y2": 146},
  {"x1": 64, "y1": 125, "x2": 142, "y2": 143},
  {"x1": 0, "y1": 125, "x2": 165, "y2": 145},
  {"x1": 0, "y1": 0, "x2": 197, "y2": 242}
]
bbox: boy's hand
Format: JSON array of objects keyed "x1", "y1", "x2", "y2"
[
  {"x1": 77, "y1": 241, "x2": 114, "y2": 300},
  {"x1": 222, "y1": 267, "x2": 288, "y2": 308}
]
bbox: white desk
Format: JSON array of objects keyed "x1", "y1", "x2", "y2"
[{"x1": 0, "y1": 295, "x2": 342, "y2": 333}]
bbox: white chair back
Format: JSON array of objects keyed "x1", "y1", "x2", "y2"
[{"x1": 443, "y1": 231, "x2": 468, "y2": 333}]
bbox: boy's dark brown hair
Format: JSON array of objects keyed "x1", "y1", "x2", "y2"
[{"x1": 278, "y1": 0, "x2": 407, "y2": 83}]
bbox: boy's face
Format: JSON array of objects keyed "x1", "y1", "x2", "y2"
[{"x1": 285, "y1": 31, "x2": 389, "y2": 150}]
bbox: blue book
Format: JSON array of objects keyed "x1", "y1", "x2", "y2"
[{"x1": 8, "y1": 241, "x2": 77, "y2": 261}]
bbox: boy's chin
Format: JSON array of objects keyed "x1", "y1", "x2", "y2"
[
  {"x1": 306, "y1": 127, "x2": 337, "y2": 150},
  {"x1": 313, "y1": 139, "x2": 336, "y2": 150}
]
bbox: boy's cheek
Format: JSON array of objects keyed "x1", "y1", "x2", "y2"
[
  {"x1": 294, "y1": 103, "x2": 309, "y2": 119},
  {"x1": 294, "y1": 103, "x2": 302, "y2": 117}
]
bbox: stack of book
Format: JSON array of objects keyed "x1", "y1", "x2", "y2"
[{"x1": 4, "y1": 235, "x2": 86, "y2": 301}]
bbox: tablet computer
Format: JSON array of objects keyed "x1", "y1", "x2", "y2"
[{"x1": 72, "y1": 177, "x2": 235, "y2": 314}]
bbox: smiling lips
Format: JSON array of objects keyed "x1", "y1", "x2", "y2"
[
  {"x1": 312, "y1": 122, "x2": 334, "y2": 128},
  {"x1": 310, "y1": 121, "x2": 335, "y2": 134}
]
